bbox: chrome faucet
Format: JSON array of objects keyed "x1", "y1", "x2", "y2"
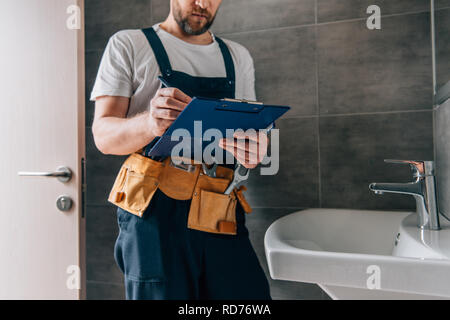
[{"x1": 369, "y1": 159, "x2": 440, "y2": 230}]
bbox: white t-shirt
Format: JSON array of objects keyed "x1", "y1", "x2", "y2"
[{"x1": 90, "y1": 23, "x2": 256, "y2": 118}]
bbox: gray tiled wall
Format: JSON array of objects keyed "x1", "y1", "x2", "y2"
[
  {"x1": 85, "y1": 0, "x2": 440, "y2": 300},
  {"x1": 317, "y1": 12, "x2": 432, "y2": 115},
  {"x1": 434, "y1": 6, "x2": 450, "y2": 230},
  {"x1": 436, "y1": 100, "x2": 450, "y2": 221}
]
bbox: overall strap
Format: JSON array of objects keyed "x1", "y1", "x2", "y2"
[
  {"x1": 142, "y1": 27, "x2": 236, "y2": 87},
  {"x1": 142, "y1": 27, "x2": 173, "y2": 77},
  {"x1": 215, "y1": 36, "x2": 236, "y2": 86}
]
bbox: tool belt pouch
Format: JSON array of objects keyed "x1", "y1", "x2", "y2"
[
  {"x1": 107, "y1": 153, "x2": 164, "y2": 217},
  {"x1": 187, "y1": 173, "x2": 238, "y2": 235}
]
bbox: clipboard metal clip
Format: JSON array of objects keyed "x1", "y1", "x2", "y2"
[{"x1": 222, "y1": 98, "x2": 263, "y2": 105}]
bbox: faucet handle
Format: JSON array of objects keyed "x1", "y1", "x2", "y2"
[{"x1": 383, "y1": 159, "x2": 434, "y2": 177}]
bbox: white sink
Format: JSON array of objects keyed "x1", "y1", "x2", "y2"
[{"x1": 264, "y1": 208, "x2": 450, "y2": 299}]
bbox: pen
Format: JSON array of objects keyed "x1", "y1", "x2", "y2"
[
  {"x1": 158, "y1": 75, "x2": 172, "y2": 88},
  {"x1": 265, "y1": 122, "x2": 275, "y2": 133}
]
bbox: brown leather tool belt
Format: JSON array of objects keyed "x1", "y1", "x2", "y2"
[{"x1": 108, "y1": 153, "x2": 252, "y2": 235}]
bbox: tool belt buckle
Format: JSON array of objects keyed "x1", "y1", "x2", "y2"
[{"x1": 169, "y1": 157, "x2": 197, "y2": 173}]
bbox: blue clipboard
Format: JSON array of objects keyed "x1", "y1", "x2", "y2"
[{"x1": 144, "y1": 97, "x2": 290, "y2": 158}]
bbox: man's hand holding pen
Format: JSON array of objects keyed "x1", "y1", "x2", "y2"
[{"x1": 148, "y1": 87, "x2": 192, "y2": 137}]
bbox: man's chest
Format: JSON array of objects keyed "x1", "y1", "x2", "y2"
[{"x1": 134, "y1": 41, "x2": 227, "y2": 83}]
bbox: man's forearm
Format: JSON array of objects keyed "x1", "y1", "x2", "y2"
[{"x1": 92, "y1": 111, "x2": 156, "y2": 156}]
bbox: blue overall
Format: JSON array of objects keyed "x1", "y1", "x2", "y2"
[{"x1": 113, "y1": 27, "x2": 271, "y2": 300}]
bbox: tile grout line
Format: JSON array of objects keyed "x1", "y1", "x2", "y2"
[
  {"x1": 219, "y1": 8, "x2": 435, "y2": 37},
  {"x1": 319, "y1": 108, "x2": 433, "y2": 117},
  {"x1": 431, "y1": 0, "x2": 437, "y2": 96},
  {"x1": 433, "y1": 106, "x2": 436, "y2": 163},
  {"x1": 316, "y1": 118, "x2": 322, "y2": 207},
  {"x1": 314, "y1": 0, "x2": 318, "y2": 25},
  {"x1": 430, "y1": 1, "x2": 436, "y2": 163},
  {"x1": 314, "y1": 1, "x2": 322, "y2": 208},
  {"x1": 280, "y1": 108, "x2": 433, "y2": 120}
]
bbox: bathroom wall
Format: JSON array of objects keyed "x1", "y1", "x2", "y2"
[
  {"x1": 434, "y1": 5, "x2": 450, "y2": 224},
  {"x1": 85, "y1": 1, "x2": 443, "y2": 299}
]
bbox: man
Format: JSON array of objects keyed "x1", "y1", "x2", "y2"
[{"x1": 91, "y1": 0, "x2": 271, "y2": 300}]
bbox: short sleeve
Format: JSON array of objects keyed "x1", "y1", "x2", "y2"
[
  {"x1": 242, "y1": 52, "x2": 256, "y2": 101},
  {"x1": 89, "y1": 31, "x2": 134, "y2": 101},
  {"x1": 232, "y1": 42, "x2": 256, "y2": 101}
]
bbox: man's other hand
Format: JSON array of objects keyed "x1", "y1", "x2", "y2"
[{"x1": 218, "y1": 130, "x2": 269, "y2": 169}]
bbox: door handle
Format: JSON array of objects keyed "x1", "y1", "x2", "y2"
[{"x1": 18, "y1": 166, "x2": 72, "y2": 183}]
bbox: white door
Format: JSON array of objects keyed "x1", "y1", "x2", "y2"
[{"x1": 0, "y1": 0, "x2": 85, "y2": 299}]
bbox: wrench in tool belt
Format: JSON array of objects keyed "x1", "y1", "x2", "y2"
[
  {"x1": 202, "y1": 155, "x2": 219, "y2": 177},
  {"x1": 202, "y1": 162, "x2": 218, "y2": 177},
  {"x1": 224, "y1": 163, "x2": 249, "y2": 195}
]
